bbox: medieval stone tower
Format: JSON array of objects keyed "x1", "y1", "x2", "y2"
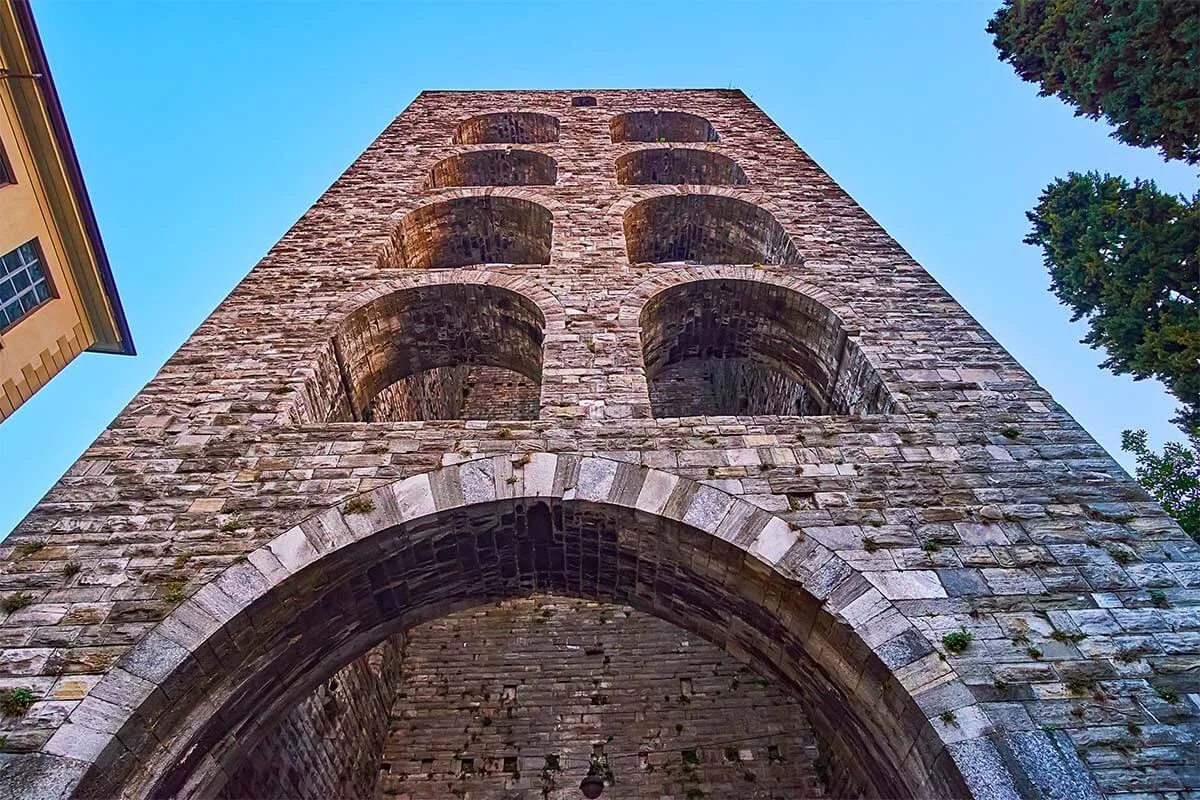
[{"x1": 0, "y1": 90, "x2": 1195, "y2": 800}]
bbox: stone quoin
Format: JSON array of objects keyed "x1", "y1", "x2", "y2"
[{"x1": 0, "y1": 90, "x2": 1195, "y2": 800}]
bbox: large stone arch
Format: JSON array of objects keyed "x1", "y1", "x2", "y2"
[{"x1": 25, "y1": 455, "x2": 1036, "y2": 800}]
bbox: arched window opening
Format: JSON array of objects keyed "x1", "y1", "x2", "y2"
[
  {"x1": 610, "y1": 110, "x2": 718, "y2": 143},
  {"x1": 327, "y1": 284, "x2": 545, "y2": 422},
  {"x1": 427, "y1": 150, "x2": 557, "y2": 188},
  {"x1": 624, "y1": 195, "x2": 800, "y2": 265},
  {"x1": 616, "y1": 148, "x2": 748, "y2": 186},
  {"x1": 571, "y1": 95, "x2": 597, "y2": 107},
  {"x1": 386, "y1": 196, "x2": 553, "y2": 270},
  {"x1": 639, "y1": 279, "x2": 891, "y2": 418},
  {"x1": 453, "y1": 112, "x2": 560, "y2": 144}
]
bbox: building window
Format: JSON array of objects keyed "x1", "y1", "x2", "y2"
[
  {"x1": 0, "y1": 240, "x2": 54, "y2": 330},
  {"x1": 0, "y1": 140, "x2": 13, "y2": 185}
]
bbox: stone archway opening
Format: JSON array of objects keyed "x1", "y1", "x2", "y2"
[
  {"x1": 66, "y1": 461, "x2": 974, "y2": 800},
  {"x1": 639, "y1": 279, "x2": 892, "y2": 418},
  {"x1": 427, "y1": 149, "x2": 557, "y2": 188},
  {"x1": 384, "y1": 196, "x2": 553, "y2": 270},
  {"x1": 611, "y1": 111, "x2": 719, "y2": 143},
  {"x1": 616, "y1": 148, "x2": 749, "y2": 186},
  {"x1": 231, "y1": 595, "x2": 837, "y2": 800},
  {"x1": 624, "y1": 195, "x2": 801, "y2": 266},
  {"x1": 323, "y1": 283, "x2": 545, "y2": 421},
  {"x1": 453, "y1": 112, "x2": 560, "y2": 144}
]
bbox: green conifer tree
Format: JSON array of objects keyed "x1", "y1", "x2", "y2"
[
  {"x1": 988, "y1": 0, "x2": 1200, "y2": 163},
  {"x1": 1024, "y1": 173, "x2": 1200, "y2": 435}
]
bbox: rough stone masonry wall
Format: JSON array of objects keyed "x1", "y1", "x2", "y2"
[
  {"x1": 220, "y1": 635, "x2": 405, "y2": 800},
  {"x1": 369, "y1": 365, "x2": 539, "y2": 422},
  {"x1": 376, "y1": 596, "x2": 833, "y2": 800},
  {"x1": 0, "y1": 90, "x2": 1195, "y2": 800},
  {"x1": 649, "y1": 358, "x2": 820, "y2": 418}
]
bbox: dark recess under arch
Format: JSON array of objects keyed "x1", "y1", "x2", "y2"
[
  {"x1": 616, "y1": 147, "x2": 748, "y2": 185},
  {"x1": 386, "y1": 196, "x2": 553, "y2": 270},
  {"x1": 611, "y1": 110, "x2": 719, "y2": 142},
  {"x1": 427, "y1": 149, "x2": 557, "y2": 188},
  {"x1": 327, "y1": 283, "x2": 545, "y2": 422},
  {"x1": 453, "y1": 112, "x2": 560, "y2": 144},
  {"x1": 102, "y1": 491, "x2": 963, "y2": 800},
  {"x1": 624, "y1": 195, "x2": 800, "y2": 265},
  {"x1": 639, "y1": 279, "x2": 892, "y2": 418}
]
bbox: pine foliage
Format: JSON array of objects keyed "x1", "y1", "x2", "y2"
[
  {"x1": 988, "y1": 0, "x2": 1200, "y2": 163},
  {"x1": 1025, "y1": 172, "x2": 1200, "y2": 435}
]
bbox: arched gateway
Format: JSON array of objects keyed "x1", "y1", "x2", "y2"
[
  {"x1": 2, "y1": 91, "x2": 1192, "y2": 800},
  {"x1": 40, "y1": 456, "x2": 1003, "y2": 798}
]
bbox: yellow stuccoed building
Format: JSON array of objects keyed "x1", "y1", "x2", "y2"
[{"x1": 0, "y1": 0, "x2": 133, "y2": 420}]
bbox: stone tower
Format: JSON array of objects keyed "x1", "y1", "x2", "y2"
[{"x1": 1, "y1": 90, "x2": 1195, "y2": 800}]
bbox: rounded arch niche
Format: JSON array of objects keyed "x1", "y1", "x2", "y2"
[
  {"x1": 610, "y1": 110, "x2": 719, "y2": 143},
  {"x1": 385, "y1": 195, "x2": 553, "y2": 270},
  {"x1": 453, "y1": 111, "x2": 560, "y2": 144},
  {"x1": 616, "y1": 147, "x2": 749, "y2": 186},
  {"x1": 52, "y1": 456, "x2": 994, "y2": 800},
  {"x1": 325, "y1": 282, "x2": 546, "y2": 421},
  {"x1": 624, "y1": 194, "x2": 801, "y2": 265},
  {"x1": 638, "y1": 278, "x2": 893, "y2": 418},
  {"x1": 427, "y1": 149, "x2": 557, "y2": 188}
]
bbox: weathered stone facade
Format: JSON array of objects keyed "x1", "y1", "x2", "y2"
[
  {"x1": 222, "y1": 636, "x2": 405, "y2": 799},
  {"x1": 0, "y1": 90, "x2": 1195, "y2": 800}
]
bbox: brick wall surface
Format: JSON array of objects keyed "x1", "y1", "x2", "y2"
[
  {"x1": 221, "y1": 636, "x2": 405, "y2": 800},
  {"x1": 0, "y1": 90, "x2": 1194, "y2": 800},
  {"x1": 376, "y1": 596, "x2": 834, "y2": 800}
]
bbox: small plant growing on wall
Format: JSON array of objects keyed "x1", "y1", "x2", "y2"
[
  {"x1": 344, "y1": 496, "x2": 375, "y2": 515},
  {"x1": 0, "y1": 688, "x2": 37, "y2": 717},
  {"x1": 942, "y1": 630, "x2": 972, "y2": 654},
  {"x1": 13, "y1": 540, "x2": 46, "y2": 559},
  {"x1": 0, "y1": 593, "x2": 34, "y2": 614},
  {"x1": 1157, "y1": 687, "x2": 1179, "y2": 704},
  {"x1": 164, "y1": 581, "x2": 187, "y2": 604}
]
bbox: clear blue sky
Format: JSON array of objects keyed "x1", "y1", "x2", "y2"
[{"x1": 1, "y1": 1, "x2": 1192, "y2": 539}]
